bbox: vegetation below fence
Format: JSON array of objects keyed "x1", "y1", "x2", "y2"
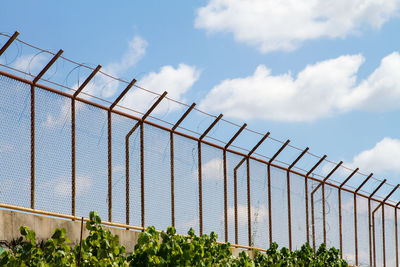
[{"x1": 0, "y1": 211, "x2": 348, "y2": 266}]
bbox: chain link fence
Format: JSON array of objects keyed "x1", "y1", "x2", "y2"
[{"x1": 1, "y1": 32, "x2": 400, "y2": 267}]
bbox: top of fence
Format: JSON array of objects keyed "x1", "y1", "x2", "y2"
[{"x1": 0, "y1": 31, "x2": 397, "y2": 204}]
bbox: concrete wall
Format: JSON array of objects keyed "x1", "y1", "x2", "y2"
[
  {"x1": 0, "y1": 209, "x2": 140, "y2": 252},
  {"x1": 0, "y1": 209, "x2": 252, "y2": 257}
]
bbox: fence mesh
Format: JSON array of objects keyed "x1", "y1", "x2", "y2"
[
  {"x1": 0, "y1": 71, "x2": 399, "y2": 266},
  {"x1": 0, "y1": 75, "x2": 31, "y2": 208}
]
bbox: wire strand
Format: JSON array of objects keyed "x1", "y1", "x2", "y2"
[{"x1": 1, "y1": 32, "x2": 396, "y2": 199}]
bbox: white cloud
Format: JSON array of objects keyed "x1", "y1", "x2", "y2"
[
  {"x1": 43, "y1": 35, "x2": 147, "y2": 127},
  {"x1": 0, "y1": 142, "x2": 13, "y2": 154},
  {"x1": 340, "y1": 52, "x2": 400, "y2": 111},
  {"x1": 84, "y1": 35, "x2": 148, "y2": 98},
  {"x1": 200, "y1": 52, "x2": 400, "y2": 122},
  {"x1": 42, "y1": 99, "x2": 89, "y2": 128},
  {"x1": 13, "y1": 53, "x2": 49, "y2": 74},
  {"x1": 43, "y1": 100, "x2": 70, "y2": 127},
  {"x1": 226, "y1": 204, "x2": 268, "y2": 227},
  {"x1": 104, "y1": 36, "x2": 147, "y2": 76},
  {"x1": 56, "y1": 175, "x2": 92, "y2": 197},
  {"x1": 192, "y1": 158, "x2": 223, "y2": 180},
  {"x1": 348, "y1": 137, "x2": 400, "y2": 174},
  {"x1": 120, "y1": 63, "x2": 200, "y2": 114},
  {"x1": 195, "y1": 0, "x2": 400, "y2": 53},
  {"x1": 39, "y1": 175, "x2": 92, "y2": 197},
  {"x1": 112, "y1": 164, "x2": 125, "y2": 173},
  {"x1": 177, "y1": 218, "x2": 199, "y2": 230}
]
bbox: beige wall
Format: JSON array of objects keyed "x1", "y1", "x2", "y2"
[
  {"x1": 0, "y1": 209, "x2": 140, "y2": 252},
  {"x1": 0, "y1": 209, "x2": 251, "y2": 257}
]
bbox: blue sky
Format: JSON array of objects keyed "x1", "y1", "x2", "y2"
[{"x1": 1, "y1": 1, "x2": 400, "y2": 194}]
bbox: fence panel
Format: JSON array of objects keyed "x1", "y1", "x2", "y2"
[
  {"x1": 202, "y1": 144, "x2": 224, "y2": 241},
  {"x1": 0, "y1": 75, "x2": 31, "y2": 208},
  {"x1": 35, "y1": 88, "x2": 71, "y2": 215},
  {"x1": 75, "y1": 100, "x2": 108, "y2": 220},
  {"x1": 1, "y1": 70, "x2": 400, "y2": 263},
  {"x1": 173, "y1": 134, "x2": 199, "y2": 235}
]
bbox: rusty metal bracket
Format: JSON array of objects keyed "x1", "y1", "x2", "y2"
[
  {"x1": 172, "y1": 103, "x2": 196, "y2": 132},
  {"x1": 33, "y1": 49, "x2": 63, "y2": 85},
  {"x1": 223, "y1": 123, "x2": 246, "y2": 242},
  {"x1": 286, "y1": 147, "x2": 309, "y2": 251},
  {"x1": 109, "y1": 78, "x2": 137, "y2": 111},
  {"x1": 73, "y1": 65, "x2": 102, "y2": 98},
  {"x1": 170, "y1": 103, "x2": 196, "y2": 227},
  {"x1": 0, "y1": 31, "x2": 19, "y2": 57},
  {"x1": 125, "y1": 91, "x2": 167, "y2": 229}
]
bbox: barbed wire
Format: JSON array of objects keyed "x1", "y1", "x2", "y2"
[{"x1": 0, "y1": 32, "x2": 397, "y2": 198}]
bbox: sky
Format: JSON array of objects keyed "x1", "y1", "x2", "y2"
[
  {"x1": 1, "y1": 1, "x2": 400, "y2": 192},
  {"x1": 1, "y1": 1, "x2": 400, "y2": 263}
]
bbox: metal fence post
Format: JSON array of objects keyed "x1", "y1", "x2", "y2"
[
  {"x1": 233, "y1": 133, "x2": 270, "y2": 246},
  {"x1": 395, "y1": 201, "x2": 400, "y2": 267},
  {"x1": 223, "y1": 123, "x2": 246, "y2": 242},
  {"x1": 125, "y1": 92, "x2": 167, "y2": 230},
  {"x1": 287, "y1": 147, "x2": 308, "y2": 251},
  {"x1": 338, "y1": 168, "x2": 358, "y2": 258},
  {"x1": 107, "y1": 78, "x2": 136, "y2": 222},
  {"x1": 31, "y1": 49, "x2": 63, "y2": 209},
  {"x1": 368, "y1": 179, "x2": 386, "y2": 266},
  {"x1": 266, "y1": 140, "x2": 289, "y2": 245},
  {"x1": 198, "y1": 114, "x2": 223, "y2": 236},
  {"x1": 310, "y1": 160, "x2": 342, "y2": 249},
  {"x1": 170, "y1": 103, "x2": 196, "y2": 227},
  {"x1": 305, "y1": 155, "x2": 326, "y2": 245},
  {"x1": 71, "y1": 65, "x2": 101, "y2": 218},
  {"x1": 372, "y1": 184, "x2": 399, "y2": 267},
  {"x1": 353, "y1": 173, "x2": 373, "y2": 266}
]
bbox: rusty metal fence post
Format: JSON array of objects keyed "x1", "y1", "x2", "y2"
[
  {"x1": 266, "y1": 140, "x2": 289, "y2": 245},
  {"x1": 305, "y1": 155, "x2": 326, "y2": 245},
  {"x1": 233, "y1": 133, "x2": 270, "y2": 246},
  {"x1": 353, "y1": 173, "x2": 373, "y2": 266},
  {"x1": 170, "y1": 103, "x2": 196, "y2": 227},
  {"x1": 198, "y1": 114, "x2": 223, "y2": 236},
  {"x1": 372, "y1": 184, "x2": 399, "y2": 267},
  {"x1": 30, "y1": 49, "x2": 63, "y2": 209},
  {"x1": 223, "y1": 123, "x2": 246, "y2": 242},
  {"x1": 107, "y1": 78, "x2": 136, "y2": 222},
  {"x1": 71, "y1": 65, "x2": 101, "y2": 218},
  {"x1": 338, "y1": 168, "x2": 358, "y2": 257},
  {"x1": 286, "y1": 147, "x2": 308, "y2": 251},
  {"x1": 125, "y1": 92, "x2": 167, "y2": 229},
  {"x1": 310, "y1": 160, "x2": 342, "y2": 249},
  {"x1": 395, "y1": 201, "x2": 400, "y2": 267},
  {"x1": 368, "y1": 179, "x2": 386, "y2": 266}
]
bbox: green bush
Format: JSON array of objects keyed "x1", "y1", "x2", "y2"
[{"x1": 0, "y1": 211, "x2": 348, "y2": 266}]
